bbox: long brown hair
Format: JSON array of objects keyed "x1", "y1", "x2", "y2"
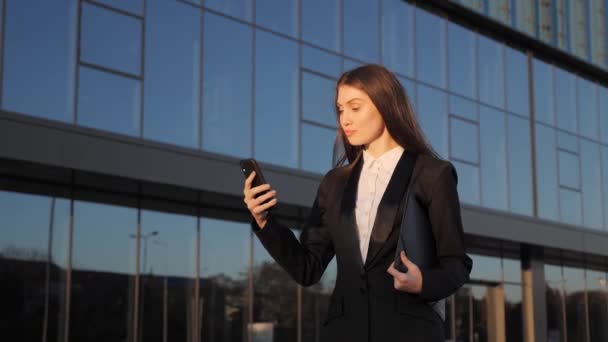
[{"x1": 333, "y1": 64, "x2": 438, "y2": 166}]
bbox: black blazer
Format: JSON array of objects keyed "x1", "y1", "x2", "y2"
[{"x1": 253, "y1": 153, "x2": 472, "y2": 342}]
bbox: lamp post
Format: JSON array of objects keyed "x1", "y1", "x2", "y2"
[{"x1": 130, "y1": 230, "x2": 158, "y2": 274}]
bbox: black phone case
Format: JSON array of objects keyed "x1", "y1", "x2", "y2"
[{"x1": 239, "y1": 159, "x2": 272, "y2": 211}]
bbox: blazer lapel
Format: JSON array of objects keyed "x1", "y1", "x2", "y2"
[
  {"x1": 339, "y1": 156, "x2": 364, "y2": 269},
  {"x1": 364, "y1": 152, "x2": 415, "y2": 269}
]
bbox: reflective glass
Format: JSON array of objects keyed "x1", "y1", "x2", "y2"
[
  {"x1": 537, "y1": 0, "x2": 554, "y2": 44},
  {"x1": 2, "y1": 0, "x2": 77, "y2": 122},
  {"x1": 302, "y1": 258, "x2": 336, "y2": 342},
  {"x1": 488, "y1": 0, "x2": 511, "y2": 25},
  {"x1": 343, "y1": 58, "x2": 363, "y2": 72},
  {"x1": 451, "y1": 160, "x2": 480, "y2": 205},
  {"x1": 77, "y1": 66, "x2": 141, "y2": 137},
  {"x1": 545, "y1": 264, "x2": 566, "y2": 342},
  {"x1": 478, "y1": 35, "x2": 505, "y2": 108},
  {"x1": 480, "y1": 106, "x2": 508, "y2": 211},
  {"x1": 92, "y1": 0, "x2": 143, "y2": 16},
  {"x1": 205, "y1": 0, "x2": 253, "y2": 22},
  {"x1": 254, "y1": 31, "x2": 298, "y2": 168},
  {"x1": 559, "y1": 188, "x2": 582, "y2": 226},
  {"x1": 202, "y1": 13, "x2": 252, "y2": 158},
  {"x1": 557, "y1": 131, "x2": 578, "y2": 153},
  {"x1": 448, "y1": 23, "x2": 476, "y2": 99},
  {"x1": 555, "y1": 68, "x2": 578, "y2": 133},
  {"x1": 381, "y1": 0, "x2": 414, "y2": 78},
  {"x1": 344, "y1": 0, "x2": 379, "y2": 62},
  {"x1": 417, "y1": 84, "x2": 448, "y2": 158},
  {"x1": 469, "y1": 254, "x2": 502, "y2": 282},
  {"x1": 471, "y1": 285, "x2": 489, "y2": 341},
  {"x1": 532, "y1": 59, "x2": 555, "y2": 125},
  {"x1": 577, "y1": 77, "x2": 599, "y2": 140},
  {"x1": 49, "y1": 198, "x2": 71, "y2": 342},
  {"x1": 603, "y1": 146, "x2": 608, "y2": 229},
  {"x1": 302, "y1": 72, "x2": 337, "y2": 128},
  {"x1": 555, "y1": 0, "x2": 568, "y2": 51},
  {"x1": 449, "y1": 95, "x2": 477, "y2": 121},
  {"x1": 302, "y1": 0, "x2": 340, "y2": 52},
  {"x1": 70, "y1": 200, "x2": 137, "y2": 341},
  {"x1": 415, "y1": 8, "x2": 446, "y2": 88},
  {"x1": 503, "y1": 258, "x2": 521, "y2": 283},
  {"x1": 200, "y1": 218, "x2": 250, "y2": 342},
  {"x1": 535, "y1": 124, "x2": 559, "y2": 221},
  {"x1": 514, "y1": 0, "x2": 535, "y2": 36},
  {"x1": 568, "y1": 0, "x2": 588, "y2": 60},
  {"x1": 256, "y1": 0, "x2": 297, "y2": 37},
  {"x1": 586, "y1": 269, "x2": 608, "y2": 341},
  {"x1": 580, "y1": 140, "x2": 604, "y2": 230},
  {"x1": 450, "y1": 117, "x2": 479, "y2": 164},
  {"x1": 508, "y1": 115, "x2": 533, "y2": 216},
  {"x1": 505, "y1": 47, "x2": 529, "y2": 117},
  {"x1": 302, "y1": 124, "x2": 335, "y2": 175},
  {"x1": 302, "y1": 46, "x2": 341, "y2": 78},
  {"x1": 600, "y1": 87, "x2": 608, "y2": 144},
  {"x1": 557, "y1": 150, "x2": 580, "y2": 190},
  {"x1": 80, "y1": 2, "x2": 142, "y2": 75},
  {"x1": 563, "y1": 267, "x2": 587, "y2": 342},
  {"x1": 144, "y1": 0, "x2": 200, "y2": 148},
  {"x1": 399, "y1": 77, "x2": 415, "y2": 105},
  {"x1": 504, "y1": 284, "x2": 523, "y2": 342},
  {"x1": 589, "y1": 0, "x2": 607, "y2": 68}
]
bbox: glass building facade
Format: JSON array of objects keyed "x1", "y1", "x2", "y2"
[{"x1": 0, "y1": 0, "x2": 607, "y2": 341}]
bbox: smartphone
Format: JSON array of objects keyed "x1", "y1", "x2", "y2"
[{"x1": 239, "y1": 159, "x2": 273, "y2": 210}]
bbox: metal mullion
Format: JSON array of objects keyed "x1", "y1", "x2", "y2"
[
  {"x1": 199, "y1": 8, "x2": 205, "y2": 150},
  {"x1": 300, "y1": 67, "x2": 338, "y2": 82},
  {"x1": 42, "y1": 197, "x2": 56, "y2": 342},
  {"x1": 133, "y1": 191, "x2": 142, "y2": 342},
  {"x1": 82, "y1": 0, "x2": 143, "y2": 20},
  {"x1": 0, "y1": 0, "x2": 6, "y2": 109},
  {"x1": 63, "y1": 176, "x2": 75, "y2": 342},
  {"x1": 301, "y1": 119, "x2": 338, "y2": 131},
  {"x1": 79, "y1": 62, "x2": 141, "y2": 81},
  {"x1": 449, "y1": 112, "x2": 478, "y2": 126},
  {"x1": 194, "y1": 209, "x2": 201, "y2": 342},
  {"x1": 74, "y1": 0, "x2": 83, "y2": 125},
  {"x1": 138, "y1": 0, "x2": 146, "y2": 139},
  {"x1": 175, "y1": 0, "x2": 202, "y2": 10},
  {"x1": 450, "y1": 157, "x2": 480, "y2": 168}
]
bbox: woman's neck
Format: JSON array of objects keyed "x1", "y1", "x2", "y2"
[{"x1": 364, "y1": 130, "x2": 399, "y2": 159}]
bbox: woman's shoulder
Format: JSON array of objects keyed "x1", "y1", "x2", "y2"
[{"x1": 413, "y1": 155, "x2": 458, "y2": 197}]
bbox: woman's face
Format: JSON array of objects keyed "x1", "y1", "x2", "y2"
[{"x1": 336, "y1": 85, "x2": 385, "y2": 147}]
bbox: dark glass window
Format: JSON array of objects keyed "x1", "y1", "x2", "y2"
[
  {"x1": 381, "y1": 0, "x2": 414, "y2": 78},
  {"x1": 255, "y1": 0, "x2": 297, "y2": 37},
  {"x1": 505, "y1": 48, "x2": 529, "y2": 116},
  {"x1": 416, "y1": 8, "x2": 446, "y2": 88},
  {"x1": 344, "y1": 0, "x2": 379, "y2": 62},
  {"x1": 302, "y1": 72, "x2": 337, "y2": 128},
  {"x1": 448, "y1": 23, "x2": 476, "y2": 99},
  {"x1": 480, "y1": 106, "x2": 508, "y2": 211},
  {"x1": 301, "y1": 124, "x2": 335, "y2": 175},
  {"x1": 580, "y1": 140, "x2": 603, "y2": 229},
  {"x1": 417, "y1": 84, "x2": 448, "y2": 158},
  {"x1": 507, "y1": 115, "x2": 533, "y2": 216},
  {"x1": 91, "y1": 0, "x2": 143, "y2": 16},
  {"x1": 206, "y1": 0, "x2": 253, "y2": 22},
  {"x1": 478, "y1": 36, "x2": 505, "y2": 108},
  {"x1": 302, "y1": 0, "x2": 340, "y2": 52},
  {"x1": 535, "y1": 124, "x2": 559, "y2": 221},
  {"x1": 532, "y1": 59, "x2": 555, "y2": 125}
]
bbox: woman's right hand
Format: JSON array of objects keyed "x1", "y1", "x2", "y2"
[{"x1": 243, "y1": 171, "x2": 278, "y2": 229}]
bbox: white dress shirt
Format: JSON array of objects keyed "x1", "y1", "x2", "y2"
[{"x1": 355, "y1": 145, "x2": 404, "y2": 263}]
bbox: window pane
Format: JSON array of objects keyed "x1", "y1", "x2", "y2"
[
  {"x1": 557, "y1": 131, "x2": 578, "y2": 153},
  {"x1": 202, "y1": 13, "x2": 252, "y2": 158},
  {"x1": 555, "y1": 0, "x2": 568, "y2": 51},
  {"x1": 545, "y1": 264, "x2": 566, "y2": 342},
  {"x1": 448, "y1": 23, "x2": 476, "y2": 99},
  {"x1": 344, "y1": 0, "x2": 379, "y2": 62},
  {"x1": 302, "y1": 258, "x2": 336, "y2": 342},
  {"x1": 381, "y1": 0, "x2": 414, "y2": 78},
  {"x1": 470, "y1": 254, "x2": 501, "y2": 282},
  {"x1": 488, "y1": 0, "x2": 511, "y2": 25},
  {"x1": 301, "y1": 123, "x2": 335, "y2": 175},
  {"x1": 478, "y1": 36, "x2": 505, "y2": 108},
  {"x1": 508, "y1": 115, "x2": 533, "y2": 216},
  {"x1": 2, "y1": 0, "x2": 77, "y2": 122},
  {"x1": 49, "y1": 198, "x2": 71, "y2": 342},
  {"x1": 417, "y1": 84, "x2": 448, "y2": 158},
  {"x1": 586, "y1": 269, "x2": 608, "y2": 341},
  {"x1": 563, "y1": 267, "x2": 587, "y2": 342},
  {"x1": 140, "y1": 209, "x2": 197, "y2": 341},
  {"x1": 577, "y1": 77, "x2": 599, "y2": 140},
  {"x1": 70, "y1": 201, "x2": 137, "y2": 341},
  {"x1": 302, "y1": 46, "x2": 341, "y2": 78},
  {"x1": 77, "y1": 67, "x2": 141, "y2": 136},
  {"x1": 451, "y1": 160, "x2": 480, "y2": 205},
  {"x1": 600, "y1": 87, "x2": 608, "y2": 144},
  {"x1": 580, "y1": 140, "x2": 604, "y2": 229},
  {"x1": 144, "y1": 0, "x2": 200, "y2": 148},
  {"x1": 537, "y1": 0, "x2": 554, "y2": 44},
  {"x1": 254, "y1": 31, "x2": 298, "y2": 168},
  {"x1": 558, "y1": 150, "x2": 580, "y2": 190},
  {"x1": 568, "y1": 0, "x2": 588, "y2": 60},
  {"x1": 302, "y1": 72, "x2": 337, "y2": 127},
  {"x1": 416, "y1": 8, "x2": 446, "y2": 88},
  {"x1": 589, "y1": 0, "x2": 607, "y2": 68},
  {"x1": 603, "y1": 146, "x2": 608, "y2": 229},
  {"x1": 505, "y1": 48, "x2": 529, "y2": 116},
  {"x1": 535, "y1": 124, "x2": 559, "y2": 221},
  {"x1": 343, "y1": 58, "x2": 363, "y2": 72},
  {"x1": 449, "y1": 95, "x2": 477, "y2": 121},
  {"x1": 200, "y1": 218, "x2": 250, "y2": 342},
  {"x1": 504, "y1": 284, "x2": 523, "y2": 342},
  {"x1": 255, "y1": 0, "x2": 296, "y2": 37},
  {"x1": 559, "y1": 188, "x2": 582, "y2": 226},
  {"x1": 555, "y1": 68, "x2": 578, "y2": 133},
  {"x1": 302, "y1": 0, "x2": 340, "y2": 52},
  {"x1": 399, "y1": 77, "x2": 415, "y2": 105},
  {"x1": 514, "y1": 0, "x2": 535, "y2": 36},
  {"x1": 503, "y1": 258, "x2": 521, "y2": 283},
  {"x1": 205, "y1": 0, "x2": 252, "y2": 22},
  {"x1": 532, "y1": 59, "x2": 555, "y2": 125},
  {"x1": 92, "y1": 0, "x2": 143, "y2": 16},
  {"x1": 480, "y1": 106, "x2": 508, "y2": 211},
  {"x1": 81, "y1": 3, "x2": 142, "y2": 75},
  {"x1": 450, "y1": 117, "x2": 479, "y2": 164}
]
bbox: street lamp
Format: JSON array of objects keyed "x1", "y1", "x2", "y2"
[{"x1": 130, "y1": 230, "x2": 158, "y2": 274}]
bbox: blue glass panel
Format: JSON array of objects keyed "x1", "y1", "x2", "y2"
[
  {"x1": 448, "y1": 23, "x2": 476, "y2": 99},
  {"x1": 505, "y1": 47, "x2": 529, "y2": 116},
  {"x1": 398, "y1": 77, "x2": 415, "y2": 107},
  {"x1": 202, "y1": 13, "x2": 252, "y2": 158},
  {"x1": 382, "y1": 0, "x2": 414, "y2": 77},
  {"x1": 555, "y1": 68, "x2": 578, "y2": 133},
  {"x1": 600, "y1": 87, "x2": 608, "y2": 144},
  {"x1": 480, "y1": 106, "x2": 508, "y2": 210},
  {"x1": 2, "y1": 0, "x2": 77, "y2": 122},
  {"x1": 559, "y1": 188, "x2": 582, "y2": 226},
  {"x1": 344, "y1": 0, "x2": 379, "y2": 62},
  {"x1": 206, "y1": 0, "x2": 253, "y2": 22},
  {"x1": 558, "y1": 150, "x2": 580, "y2": 190},
  {"x1": 577, "y1": 77, "x2": 599, "y2": 140},
  {"x1": 92, "y1": 0, "x2": 143, "y2": 15},
  {"x1": 470, "y1": 254, "x2": 502, "y2": 282},
  {"x1": 450, "y1": 95, "x2": 477, "y2": 121},
  {"x1": 343, "y1": 58, "x2": 363, "y2": 72},
  {"x1": 508, "y1": 115, "x2": 533, "y2": 216},
  {"x1": 301, "y1": 124, "x2": 335, "y2": 174},
  {"x1": 0, "y1": 191, "x2": 51, "y2": 257},
  {"x1": 415, "y1": 8, "x2": 446, "y2": 88},
  {"x1": 302, "y1": 0, "x2": 340, "y2": 52},
  {"x1": 450, "y1": 117, "x2": 479, "y2": 164},
  {"x1": 603, "y1": 146, "x2": 608, "y2": 229},
  {"x1": 256, "y1": 0, "x2": 297, "y2": 37},
  {"x1": 532, "y1": 59, "x2": 554, "y2": 125},
  {"x1": 302, "y1": 72, "x2": 337, "y2": 127},
  {"x1": 254, "y1": 30, "x2": 299, "y2": 168},
  {"x1": 580, "y1": 140, "x2": 603, "y2": 230},
  {"x1": 557, "y1": 131, "x2": 578, "y2": 153},
  {"x1": 535, "y1": 124, "x2": 559, "y2": 221},
  {"x1": 452, "y1": 160, "x2": 480, "y2": 205},
  {"x1": 417, "y1": 84, "x2": 448, "y2": 158},
  {"x1": 302, "y1": 46, "x2": 341, "y2": 78},
  {"x1": 77, "y1": 67, "x2": 141, "y2": 137},
  {"x1": 478, "y1": 36, "x2": 505, "y2": 108},
  {"x1": 81, "y1": 3, "x2": 142, "y2": 75},
  {"x1": 144, "y1": 0, "x2": 200, "y2": 148}
]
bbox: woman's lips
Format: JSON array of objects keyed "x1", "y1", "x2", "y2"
[{"x1": 344, "y1": 129, "x2": 356, "y2": 136}]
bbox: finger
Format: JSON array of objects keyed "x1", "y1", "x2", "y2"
[
  {"x1": 244, "y1": 171, "x2": 256, "y2": 188},
  {"x1": 400, "y1": 251, "x2": 415, "y2": 267},
  {"x1": 249, "y1": 183, "x2": 272, "y2": 197},
  {"x1": 387, "y1": 262, "x2": 398, "y2": 277},
  {"x1": 252, "y1": 198, "x2": 278, "y2": 214},
  {"x1": 252, "y1": 190, "x2": 277, "y2": 206}
]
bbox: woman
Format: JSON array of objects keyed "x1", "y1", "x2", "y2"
[{"x1": 243, "y1": 64, "x2": 472, "y2": 341}]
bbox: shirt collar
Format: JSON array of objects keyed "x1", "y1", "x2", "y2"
[{"x1": 362, "y1": 145, "x2": 404, "y2": 172}]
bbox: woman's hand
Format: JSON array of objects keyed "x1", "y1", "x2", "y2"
[
  {"x1": 387, "y1": 251, "x2": 423, "y2": 294},
  {"x1": 243, "y1": 171, "x2": 277, "y2": 229}
]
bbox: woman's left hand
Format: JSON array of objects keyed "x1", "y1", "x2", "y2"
[{"x1": 387, "y1": 251, "x2": 423, "y2": 294}]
